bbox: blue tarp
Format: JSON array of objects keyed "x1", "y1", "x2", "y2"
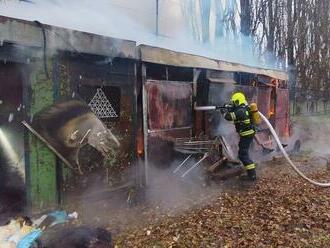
[
  {"x1": 48, "y1": 210, "x2": 70, "y2": 226},
  {"x1": 17, "y1": 229, "x2": 42, "y2": 248}
]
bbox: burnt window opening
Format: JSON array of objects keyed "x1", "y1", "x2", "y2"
[
  {"x1": 77, "y1": 85, "x2": 121, "y2": 120},
  {"x1": 146, "y1": 63, "x2": 193, "y2": 82},
  {"x1": 167, "y1": 66, "x2": 193, "y2": 82},
  {"x1": 146, "y1": 63, "x2": 167, "y2": 80},
  {"x1": 60, "y1": 52, "x2": 136, "y2": 81},
  {"x1": 235, "y1": 72, "x2": 257, "y2": 85}
]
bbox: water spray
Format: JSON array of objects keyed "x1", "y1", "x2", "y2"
[
  {"x1": 0, "y1": 128, "x2": 20, "y2": 166},
  {"x1": 194, "y1": 106, "x2": 217, "y2": 111}
]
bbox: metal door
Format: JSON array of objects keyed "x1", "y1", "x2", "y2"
[{"x1": 143, "y1": 80, "x2": 193, "y2": 183}]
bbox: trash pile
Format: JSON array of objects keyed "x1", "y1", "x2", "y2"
[
  {"x1": 0, "y1": 209, "x2": 113, "y2": 247},
  {"x1": 0, "y1": 210, "x2": 77, "y2": 248}
]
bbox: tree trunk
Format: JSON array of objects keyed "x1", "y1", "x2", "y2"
[
  {"x1": 240, "y1": 0, "x2": 251, "y2": 36},
  {"x1": 287, "y1": 0, "x2": 295, "y2": 66},
  {"x1": 200, "y1": 0, "x2": 211, "y2": 43},
  {"x1": 267, "y1": 1, "x2": 275, "y2": 52}
]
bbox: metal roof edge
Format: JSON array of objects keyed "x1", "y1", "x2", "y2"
[
  {"x1": 0, "y1": 15, "x2": 136, "y2": 59},
  {"x1": 138, "y1": 44, "x2": 289, "y2": 81}
]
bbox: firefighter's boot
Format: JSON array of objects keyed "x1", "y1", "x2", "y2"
[
  {"x1": 247, "y1": 168, "x2": 257, "y2": 181},
  {"x1": 239, "y1": 169, "x2": 257, "y2": 182}
]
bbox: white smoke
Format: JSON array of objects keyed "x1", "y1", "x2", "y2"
[{"x1": 0, "y1": 0, "x2": 282, "y2": 69}]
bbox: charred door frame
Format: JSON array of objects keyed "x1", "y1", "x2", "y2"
[
  {"x1": 142, "y1": 64, "x2": 148, "y2": 185},
  {"x1": 141, "y1": 63, "x2": 195, "y2": 185}
]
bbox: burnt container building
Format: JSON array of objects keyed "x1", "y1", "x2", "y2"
[{"x1": 0, "y1": 16, "x2": 293, "y2": 213}]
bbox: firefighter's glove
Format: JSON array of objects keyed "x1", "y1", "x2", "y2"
[
  {"x1": 220, "y1": 108, "x2": 227, "y2": 114},
  {"x1": 224, "y1": 104, "x2": 234, "y2": 111}
]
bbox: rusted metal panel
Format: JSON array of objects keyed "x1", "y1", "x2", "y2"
[
  {"x1": 0, "y1": 16, "x2": 136, "y2": 59},
  {"x1": 255, "y1": 87, "x2": 273, "y2": 144},
  {"x1": 257, "y1": 87, "x2": 272, "y2": 117},
  {"x1": 138, "y1": 45, "x2": 289, "y2": 81},
  {"x1": 145, "y1": 80, "x2": 193, "y2": 166},
  {"x1": 146, "y1": 80, "x2": 192, "y2": 131},
  {"x1": 275, "y1": 88, "x2": 290, "y2": 138},
  {"x1": 193, "y1": 111, "x2": 204, "y2": 137}
]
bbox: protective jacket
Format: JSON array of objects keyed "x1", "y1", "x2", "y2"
[{"x1": 224, "y1": 104, "x2": 255, "y2": 137}]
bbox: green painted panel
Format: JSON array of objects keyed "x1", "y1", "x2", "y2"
[
  {"x1": 27, "y1": 60, "x2": 58, "y2": 210},
  {"x1": 58, "y1": 58, "x2": 72, "y2": 204},
  {"x1": 29, "y1": 136, "x2": 57, "y2": 209}
]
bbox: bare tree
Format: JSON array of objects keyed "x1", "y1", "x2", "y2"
[
  {"x1": 183, "y1": 0, "x2": 329, "y2": 109},
  {"x1": 240, "y1": 0, "x2": 252, "y2": 36},
  {"x1": 200, "y1": 0, "x2": 211, "y2": 43}
]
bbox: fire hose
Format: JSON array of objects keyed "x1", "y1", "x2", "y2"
[
  {"x1": 259, "y1": 112, "x2": 330, "y2": 187},
  {"x1": 195, "y1": 105, "x2": 330, "y2": 187}
]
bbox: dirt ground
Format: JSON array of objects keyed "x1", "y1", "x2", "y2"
[{"x1": 108, "y1": 154, "x2": 330, "y2": 247}]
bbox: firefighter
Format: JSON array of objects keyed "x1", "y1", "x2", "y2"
[{"x1": 224, "y1": 92, "x2": 257, "y2": 181}]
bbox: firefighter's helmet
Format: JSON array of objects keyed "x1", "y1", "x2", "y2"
[{"x1": 231, "y1": 92, "x2": 247, "y2": 106}]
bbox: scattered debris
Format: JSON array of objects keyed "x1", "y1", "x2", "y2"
[
  {"x1": 0, "y1": 210, "x2": 80, "y2": 248},
  {"x1": 23, "y1": 100, "x2": 120, "y2": 175},
  {"x1": 173, "y1": 136, "x2": 242, "y2": 180},
  {"x1": 40, "y1": 225, "x2": 112, "y2": 248},
  {"x1": 0, "y1": 216, "x2": 38, "y2": 248}
]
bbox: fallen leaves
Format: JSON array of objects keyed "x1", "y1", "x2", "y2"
[{"x1": 113, "y1": 157, "x2": 330, "y2": 247}]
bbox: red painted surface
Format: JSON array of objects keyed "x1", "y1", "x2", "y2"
[
  {"x1": 275, "y1": 88, "x2": 290, "y2": 138},
  {"x1": 194, "y1": 111, "x2": 204, "y2": 137},
  {"x1": 257, "y1": 87, "x2": 272, "y2": 117},
  {"x1": 145, "y1": 80, "x2": 193, "y2": 166},
  {"x1": 146, "y1": 81, "x2": 192, "y2": 130}
]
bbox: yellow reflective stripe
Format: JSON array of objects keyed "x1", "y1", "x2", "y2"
[
  {"x1": 239, "y1": 129, "x2": 255, "y2": 136},
  {"x1": 235, "y1": 119, "x2": 250, "y2": 124},
  {"x1": 246, "y1": 111, "x2": 249, "y2": 116},
  {"x1": 245, "y1": 163, "x2": 256, "y2": 170},
  {"x1": 230, "y1": 112, "x2": 236, "y2": 120}
]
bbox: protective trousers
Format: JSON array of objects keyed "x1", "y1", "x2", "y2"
[{"x1": 238, "y1": 135, "x2": 256, "y2": 179}]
